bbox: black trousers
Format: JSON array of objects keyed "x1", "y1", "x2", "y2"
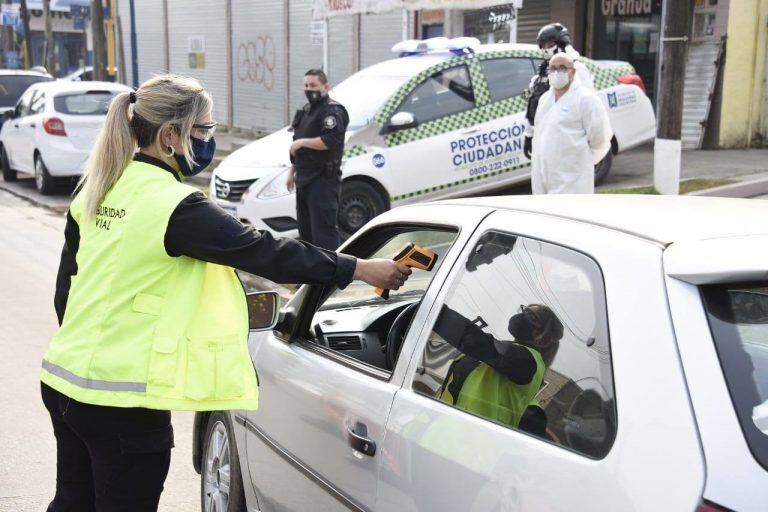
[
  {"x1": 295, "y1": 174, "x2": 341, "y2": 250},
  {"x1": 41, "y1": 382, "x2": 173, "y2": 512}
]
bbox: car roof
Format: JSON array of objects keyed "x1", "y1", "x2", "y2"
[
  {"x1": 33, "y1": 80, "x2": 132, "y2": 93},
  {"x1": 0, "y1": 70, "x2": 52, "y2": 78},
  {"x1": 430, "y1": 195, "x2": 768, "y2": 245}
]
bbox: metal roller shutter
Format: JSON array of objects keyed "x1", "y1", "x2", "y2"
[
  {"x1": 289, "y1": 0, "x2": 323, "y2": 116},
  {"x1": 133, "y1": 0, "x2": 165, "y2": 85},
  {"x1": 231, "y1": 0, "x2": 286, "y2": 132},
  {"x1": 517, "y1": 0, "x2": 552, "y2": 44},
  {"x1": 116, "y1": 0, "x2": 134, "y2": 86},
  {"x1": 329, "y1": 15, "x2": 354, "y2": 85},
  {"x1": 166, "y1": 0, "x2": 229, "y2": 126},
  {"x1": 360, "y1": 11, "x2": 408, "y2": 69}
]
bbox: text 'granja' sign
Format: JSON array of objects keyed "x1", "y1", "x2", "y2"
[{"x1": 601, "y1": 0, "x2": 659, "y2": 17}]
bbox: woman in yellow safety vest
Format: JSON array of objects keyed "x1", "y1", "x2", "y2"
[{"x1": 40, "y1": 74, "x2": 410, "y2": 512}]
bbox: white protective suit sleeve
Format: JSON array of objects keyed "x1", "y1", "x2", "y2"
[{"x1": 581, "y1": 91, "x2": 613, "y2": 165}]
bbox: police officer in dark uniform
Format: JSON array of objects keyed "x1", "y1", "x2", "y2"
[
  {"x1": 287, "y1": 68, "x2": 349, "y2": 250},
  {"x1": 523, "y1": 23, "x2": 573, "y2": 159}
]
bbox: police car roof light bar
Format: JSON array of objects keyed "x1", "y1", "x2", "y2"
[{"x1": 391, "y1": 37, "x2": 481, "y2": 57}]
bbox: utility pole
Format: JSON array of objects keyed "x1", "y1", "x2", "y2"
[
  {"x1": 43, "y1": 0, "x2": 55, "y2": 75},
  {"x1": 653, "y1": 0, "x2": 694, "y2": 195},
  {"x1": 18, "y1": 0, "x2": 32, "y2": 69},
  {"x1": 91, "y1": 0, "x2": 107, "y2": 80},
  {"x1": 1, "y1": 0, "x2": 14, "y2": 69}
]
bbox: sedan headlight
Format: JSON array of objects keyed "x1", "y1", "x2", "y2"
[{"x1": 256, "y1": 167, "x2": 292, "y2": 200}]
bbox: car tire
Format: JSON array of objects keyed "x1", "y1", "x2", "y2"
[
  {"x1": 34, "y1": 154, "x2": 56, "y2": 195},
  {"x1": 338, "y1": 180, "x2": 388, "y2": 238},
  {"x1": 594, "y1": 150, "x2": 614, "y2": 185},
  {"x1": 1, "y1": 145, "x2": 16, "y2": 182},
  {"x1": 200, "y1": 412, "x2": 247, "y2": 512}
]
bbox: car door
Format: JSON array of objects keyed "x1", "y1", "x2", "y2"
[
  {"x1": 376, "y1": 209, "x2": 705, "y2": 511},
  {"x1": 382, "y1": 62, "x2": 488, "y2": 202},
  {"x1": 4, "y1": 88, "x2": 34, "y2": 171},
  {"x1": 241, "y1": 220, "x2": 467, "y2": 512},
  {"x1": 17, "y1": 89, "x2": 45, "y2": 172}
]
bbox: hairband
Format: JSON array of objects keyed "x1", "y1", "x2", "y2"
[{"x1": 129, "y1": 92, "x2": 137, "y2": 104}]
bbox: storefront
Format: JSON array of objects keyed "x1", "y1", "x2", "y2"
[{"x1": 589, "y1": 0, "x2": 663, "y2": 103}]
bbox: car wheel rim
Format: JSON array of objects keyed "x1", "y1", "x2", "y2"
[
  {"x1": 340, "y1": 194, "x2": 374, "y2": 232},
  {"x1": 203, "y1": 421, "x2": 231, "y2": 512},
  {"x1": 35, "y1": 160, "x2": 43, "y2": 190}
]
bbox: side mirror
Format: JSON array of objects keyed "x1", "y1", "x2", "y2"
[
  {"x1": 390, "y1": 111, "x2": 416, "y2": 129},
  {"x1": 3, "y1": 110, "x2": 14, "y2": 120},
  {"x1": 246, "y1": 291, "x2": 280, "y2": 330}
]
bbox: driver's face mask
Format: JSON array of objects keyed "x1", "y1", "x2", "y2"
[{"x1": 508, "y1": 308, "x2": 537, "y2": 341}]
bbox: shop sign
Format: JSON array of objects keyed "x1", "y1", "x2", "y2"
[
  {"x1": 1, "y1": 4, "x2": 20, "y2": 26},
  {"x1": 313, "y1": 0, "x2": 521, "y2": 19},
  {"x1": 601, "y1": 0, "x2": 656, "y2": 18}
]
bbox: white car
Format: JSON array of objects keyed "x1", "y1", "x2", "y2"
[
  {"x1": 0, "y1": 80, "x2": 131, "y2": 194},
  {"x1": 193, "y1": 195, "x2": 768, "y2": 512},
  {"x1": 211, "y1": 38, "x2": 656, "y2": 238}
]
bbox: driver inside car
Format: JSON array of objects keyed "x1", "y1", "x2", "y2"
[{"x1": 434, "y1": 303, "x2": 564, "y2": 435}]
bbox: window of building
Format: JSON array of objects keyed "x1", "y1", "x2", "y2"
[{"x1": 412, "y1": 231, "x2": 617, "y2": 458}]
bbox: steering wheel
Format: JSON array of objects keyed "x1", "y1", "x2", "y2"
[{"x1": 385, "y1": 301, "x2": 420, "y2": 371}]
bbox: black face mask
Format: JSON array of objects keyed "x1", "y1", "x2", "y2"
[
  {"x1": 305, "y1": 89, "x2": 324, "y2": 105},
  {"x1": 508, "y1": 312, "x2": 536, "y2": 341},
  {"x1": 174, "y1": 136, "x2": 216, "y2": 177}
]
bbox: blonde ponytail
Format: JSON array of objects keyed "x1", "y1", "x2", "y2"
[
  {"x1": 78, "y1": 74, "x2": 212, "y2": 218},
  {"x1": 78, "y1": 92, "x2": 135, "y2": 218}
]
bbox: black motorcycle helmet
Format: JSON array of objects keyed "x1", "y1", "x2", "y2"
[{"x1": 536, "y1": 23, "x2": 572, "y2": 51}]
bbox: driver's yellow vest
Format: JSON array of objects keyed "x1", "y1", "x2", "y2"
[{"x1": 41, "y1": 161, "x2": 258, "y2": 411}]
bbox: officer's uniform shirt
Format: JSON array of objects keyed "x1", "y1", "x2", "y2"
[
  {"x1": 290, "y1": 95, "x2": 349, "y2": 187},
  {"x1": 54, "y1": 154, "x2": 356, "y2": 323}
]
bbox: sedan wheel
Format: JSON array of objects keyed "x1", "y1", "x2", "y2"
[
  {"x1": 34, "y1": 155, "x2": 56, "y2": 195},
  {"x1": 201, "y1": 412, "x2": 246, "y2": 512}
]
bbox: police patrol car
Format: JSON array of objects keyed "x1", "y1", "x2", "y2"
[{"x1": 211, "y1": 38, "x2": 655, "y2": 237}]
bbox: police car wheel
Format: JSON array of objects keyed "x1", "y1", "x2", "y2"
[
  {"x1": 34, "y1": 155, "x2": 56, "y2": 195},
  {"x1": 201, "y1": 412, "x2": 246, "y2": 512},
  {"x1": 594, "y1": 151, "x2": 613, "y2": 185},
  {"x1": 338, "y1": 181, "x2": 387, "y2": 237},
  {"x1": 0, "y1": 145, "x2": 16, "y2": 182}
]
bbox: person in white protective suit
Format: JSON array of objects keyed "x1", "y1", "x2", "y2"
[{"x1": 530, "y1": 53, "x2": 612, "y2": 194}]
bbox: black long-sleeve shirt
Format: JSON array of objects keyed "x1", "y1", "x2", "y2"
[{"x1": 54, "y1": 154, "x2": 356, "y2": 324}]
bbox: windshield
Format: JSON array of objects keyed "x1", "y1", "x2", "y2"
[
  {"x1": 329, "y1": 73, "x2": 411, "y2": 130},
  {"x1": 702, "y1": 282, "x2": 768, "y2": 470},
  {"x1": 0, "y1": 75, "x2": 51, "y2": 108}
]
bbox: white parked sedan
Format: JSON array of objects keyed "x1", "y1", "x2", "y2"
[
  {"x1": 212, "y1": 38, "x2": 655, "y2": 238},
  {"x1": 193, "y1": 195, "x2": 768, "y2": 512},
  {"x1": 0, "y1": 80, "x2": 131, "y2": 194}
]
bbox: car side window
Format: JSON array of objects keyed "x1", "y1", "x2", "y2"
[
  {"x1": 412, "y1": 231, "x2": 617, "y2": 458},
  {"x1": 480, "y1": 58, "x2": 536, "y2": 102},
  {"x1": 395, "y1": 65, "x2": 475, "y2": 125},
  {"x1": 15, "y1": 89, "x2": 34, "y2": 117},
  {"x1": 307, "y1": 228, "x2": 457, "y2": 373},
  {"x1": 29, "y1": 91, "x2": 45, "y2": 115}
]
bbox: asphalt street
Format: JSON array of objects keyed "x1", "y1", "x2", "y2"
[{"x1": 0, "y1": 189, "x2": 198, "y2": 512}]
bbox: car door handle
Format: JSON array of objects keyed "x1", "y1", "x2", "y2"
[
  {"x1": 29, "y1": 123, "x2": 35, "y2": 128},
  {"x1": 12, "y1": 123, "x2": 18, "y2": 128},
  {"x1": 461, "y1": 126, "x2": 481, "y2": 135},
  {"x1": 347, "y1": 422, "x2": 376, "y2": 457}
]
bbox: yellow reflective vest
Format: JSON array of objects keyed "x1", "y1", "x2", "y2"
[{"x1": 41, "y1": 161, "x2": 258, "y2": 411}]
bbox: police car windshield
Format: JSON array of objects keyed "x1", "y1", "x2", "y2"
[{"x1": 330, "y1": 74, "x2": 411, "y2": 130}]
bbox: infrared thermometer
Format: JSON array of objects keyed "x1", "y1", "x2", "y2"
[{"x1": 375, "y1": 242, "x2": 438, "y2": 299}]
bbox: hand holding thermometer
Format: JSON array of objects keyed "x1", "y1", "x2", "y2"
[{"x1": 375, "y1": 243, "x2": 438, "y2": 299}]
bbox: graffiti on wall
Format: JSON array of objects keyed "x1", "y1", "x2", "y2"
[{"x1": 237, "y1": 36, "x2": 276, "y2": 91}]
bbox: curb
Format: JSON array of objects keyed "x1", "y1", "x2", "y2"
[
  {"x1": 688, "y1": 176, "x2": 768, "y2": 198},
  {"x1": 0, "y1": 182, "x2": 69, "y2": 213}
]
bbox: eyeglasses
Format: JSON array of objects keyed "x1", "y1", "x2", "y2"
[
  {"x1": 547, "y1": 65, "x2": 573, "y2": 74},
  {"x1": 192, "y1": 122, "x2": 218, "y2": 142},
  {"x1": 520, "y1": 304, "x2": 543, "y2": 327}
]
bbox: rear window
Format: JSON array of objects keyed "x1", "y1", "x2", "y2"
[
  {"x1": 702, "y1": 282, "x2": 768, "y2": 470},
  {"x1": 0, "y1": 75, "x2": 51, "y2": 107},
  {"x1": 54, "y1": 91, "x2": 118, "y2": 115}
]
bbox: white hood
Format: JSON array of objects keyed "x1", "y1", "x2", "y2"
[{"x1": 215, "y1": 128, "x2": 293, "y2": 182}]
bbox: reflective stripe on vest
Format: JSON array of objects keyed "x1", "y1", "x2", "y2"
[{"x1": 42, "y1": 359, "x2": 146, "y2": 393}]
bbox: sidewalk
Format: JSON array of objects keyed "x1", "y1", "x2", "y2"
[{"x1": 598, "y1": 143, "x2": 768, "y2": 194}]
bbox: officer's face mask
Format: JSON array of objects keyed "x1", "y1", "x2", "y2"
[
  {"x1": 549, "y1": 70, "x2": 571, "y2": 90},
  {"x1": 175, "y1": 136, "x2": 216, "y2": 177},
  {"x1": 542, "y1": 45, "x2": 557, "y2": 58},
  {"x1": 305, "y1": 89, "x2": 325, "y2": 105},
  {"x1": 508, "y1": 311, "x2": 536, "y2": 342}
]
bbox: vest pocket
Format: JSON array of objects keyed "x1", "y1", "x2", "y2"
[
  {"x1": 147, "y1": 335, "x2": 179, "y2": 388},
  {"x1": 185, "y1": 335, "x2": 245, "y2": 401}
]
